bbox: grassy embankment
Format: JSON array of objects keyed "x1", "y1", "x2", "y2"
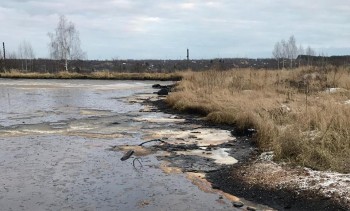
[
  {"x1": 0, "y1": 70, "x2": 182, "y2": 81},
  {"x1": 166, "y1": 66, "x2": 350, "y2": 173}
]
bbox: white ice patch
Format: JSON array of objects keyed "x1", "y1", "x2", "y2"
[
  {"x1": 326, "y1": 87, "x2": 347, "y2": 93},
  {"x1": 134, "y1": 115, "x2": 185, "y2": 123},
  {"x1": 150, "y1": 128, "x2": 234, "y2": 146},
  {"x1": 68, "y1": 124, "x2": 97, "y2": 131},
  {"x1": 176, "y1": 148, "x2": 238, "y2": 165},
  {"x1": 281, "y1": 166, "x2": 350, "y2": 202},
  {"x1": 21, "y1": 129, "x2": 60, "y2": 134}
]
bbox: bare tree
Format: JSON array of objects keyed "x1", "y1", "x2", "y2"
[
  {"x1": 273, "y1": 36, "x2": 312, "y2": 69},
  {"x1": 288, "y1": 35, "x2": 298, "y2": 68},
  {"x1": 298, "y1": 44, "x2": 304, "y2": 67},
  {"x1": 48, "y1": 15, "x2": 86, "y2": 71},
  {"x1": 7, "y1": 51, "x2": 17, "y2": 59},
  {"x1": 298, "y1": 44, "x2": 304, "y2": 55},
  {"x1": 272, "y1": 42, "x2": 282, "y2": 69},
  {"x1": 281, "y1": 39, "x2": 288, "y2": 69},
  {"x1": 318, "y1": 51, "x2": 328, "y2": 67},
  {"x1": 18, "y1": 40, "x2": 35, "y2": 71},
  {"x1": 305, "y1": 46, "x2": 316, "y2": 66}
]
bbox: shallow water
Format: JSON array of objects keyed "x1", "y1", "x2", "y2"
[{"x1": 0, "y1": 79, "x2": 248, "y2": 211}]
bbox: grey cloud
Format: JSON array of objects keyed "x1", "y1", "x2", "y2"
[{"x1": 0, "y1": 0, "x2": 349, "y2": 59}]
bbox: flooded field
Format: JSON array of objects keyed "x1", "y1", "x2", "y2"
[{"x1": 0, "y1": 79, "x2": 267, "y2": 211}]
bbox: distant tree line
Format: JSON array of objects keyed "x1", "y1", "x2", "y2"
[
  {"x1": 2, "y1": 56, "x2": 349, "y2": 74},
  {"x1": 272, "y1": 35, "x2": 319, "y2": 69}
]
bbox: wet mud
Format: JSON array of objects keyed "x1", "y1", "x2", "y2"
[
  {"x1": 0, "y1": 79, "x2": 266, "y2": 211},
  {"x1": 207, "y1": 164, "x2": 348, "y2": 211}
]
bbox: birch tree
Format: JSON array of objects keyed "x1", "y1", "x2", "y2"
[
  {"x1": 7, "y1": 51, "x2": 17, "y2": 59},
  {"x1": 18, "y1": 40, "x2": 35, "y2": 71},
  {"x1": 305, "y1": 46, "x2": 316, "y2": 66},
  {"x1": 273, "y1": 35, "x2": 309, "y2": 68},
  {"x1": 288, "y1": 35, "x2": 298, "y2": 68},
  {"x1": 298, "y1": 44, "x2": 304, "y2": 55},
  {"x1": 281, "y1": 39, "x2": 288, "y2": 69},
  {"x1": 48, "y1": 15, "x2": 86, "y2": 71},
  {"x1": 272, "y1": 42, "x2": 282, "y2": 69},
  {"x1": 297, "y1": 44, "x2": 304, "y2": 67}
]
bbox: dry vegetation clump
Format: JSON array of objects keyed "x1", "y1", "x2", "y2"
[
  {"x1": 0, "y1": 69, "x2": 182, "y2": 81},
  {"x1": 166, "y1": 66, "x2": 350, "y2": 173}
]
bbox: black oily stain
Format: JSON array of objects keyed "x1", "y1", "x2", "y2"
[
  {"x1": 206, "y1": 164, "x2": 349, "y2": 211},
  {"x1": 154, "y1": 141, "x2": 254, "y2": 173},
  {"x1": 153, "y1": 143, "x2": 221, "y2": 172},
  {"x1": 159, "y1": 154, "x2": 221, "y2": 173},
  {"x1": 217, "y1": 137, "x2": 257, "y2": 162},
  {"x1": 153, "y1": 143, "x2": 199, "y2": 152}
]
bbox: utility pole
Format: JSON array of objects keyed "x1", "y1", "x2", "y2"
[
  {"x1": 186, "y1": 48, "x2": 189, "y2": 69},
  {"x1": 2, "y1": 42, "x2": 5, "y2": 71}
]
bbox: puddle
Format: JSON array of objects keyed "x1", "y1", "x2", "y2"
[{"x1": 0, "y1": 79, "x2": 271, "y2": 210}]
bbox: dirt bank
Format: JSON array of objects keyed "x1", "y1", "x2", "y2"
[
  {"x1": 207, "y1": 162, "x2": 349, "y2": 211},
  {"x1": 141, "y1": 84, "x2": 350, "y2": 211}
]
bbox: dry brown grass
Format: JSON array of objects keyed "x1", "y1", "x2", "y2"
[
  {"x1": 0, "y1": 69, "x2": 182, "y2": 81},
  {"x1": 166, "y1": 66, "x2": 350, "y2": 173}
]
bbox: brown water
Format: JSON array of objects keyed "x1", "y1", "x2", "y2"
[{"x1": 0, "y1": 79, "x2": 249, "y2": 211}]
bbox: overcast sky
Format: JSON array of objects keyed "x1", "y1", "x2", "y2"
[{"x1": 0, "y1": 0, "x2": 349, "y2": 59}]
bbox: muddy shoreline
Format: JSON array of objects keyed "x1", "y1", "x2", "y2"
[
  {"x1": 2, "y1": 79, "x2": 255, "y2": 210},
  {"x1": 142, "y1": 88, "x2": 349, "y2": 211}
]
